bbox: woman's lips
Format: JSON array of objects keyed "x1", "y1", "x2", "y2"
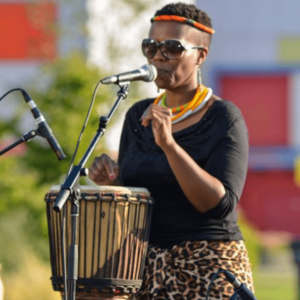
[{"x1": 156, "y1": 68, "x2": 169, "y2": 77}]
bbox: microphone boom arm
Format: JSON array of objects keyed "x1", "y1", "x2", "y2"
[{"x1": 0, "y1": 129, "x2": 37, "y2": 156}]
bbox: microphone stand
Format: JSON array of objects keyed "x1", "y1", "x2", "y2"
[
  {"x1": 52, "y1": 82, "x2": 130, "y2": 300},
  {"x1": 1, "y1": 121, "x2": 65, "y2": 159},
  {"x1": 229, "y1": 284, "x2": 257, "y2": 300},
  {"x1": 230, "y1": 293, "x2": 241, "y2": 299},
  {"x1": 0, "y1": 130, "x2": 37, "y2": 156}
]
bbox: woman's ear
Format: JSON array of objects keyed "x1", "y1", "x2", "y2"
[{"x1": 197, "y1": 47, "x2": 208, "y2": 65}]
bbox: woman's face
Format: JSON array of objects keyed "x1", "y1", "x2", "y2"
[{"x1": 146, "y1": 21, "x2": 206, "y2": 92}]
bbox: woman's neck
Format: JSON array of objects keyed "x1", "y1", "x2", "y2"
[{"x1": 165, "y1": 85, "x2": 199, "y2": 108}]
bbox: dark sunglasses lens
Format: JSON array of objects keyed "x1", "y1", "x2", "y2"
[
  {"x1": 142, "y1": 39, "x2": 157, "y2": 58},
  {"x1": 162, "y1": 40, "x2": 184, "y2": 59}
]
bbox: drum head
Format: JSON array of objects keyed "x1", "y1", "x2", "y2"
[{"x1": 49, "y1": 185, "x2": 150, "y2": 196}]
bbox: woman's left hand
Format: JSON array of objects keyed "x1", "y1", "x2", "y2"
[{"x1": 141, "y1": 104, "x2": 175, "y2": 151}]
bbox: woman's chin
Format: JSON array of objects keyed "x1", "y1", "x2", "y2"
[{"x1": 155, "y1": 78, "x2": 171, "y2": 90}]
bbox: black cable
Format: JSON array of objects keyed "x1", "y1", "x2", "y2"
[
  {"x1": 205, "y1": 269, "x2": 226, "y2": 300},
  {"x1": 60, "y1": 79, "x2": 103, "y2": 299},
  {"x1": 0, "y1": 88, "x2": 25, "y2": 101},
  {"x1": 65, "y1": 79, "x2": 103, "y2": 177}
]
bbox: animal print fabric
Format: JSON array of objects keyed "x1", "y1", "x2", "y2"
[{"x1": 135, "y1": 240, "x2": 254, "y2": 300}]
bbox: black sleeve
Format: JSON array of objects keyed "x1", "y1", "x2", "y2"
[
  {"x1": 203, "y1": 114, "x2": 249, "y2": 219},
  {"x1": 118, "y1": 98, "x2": 153, "y2": 167}
]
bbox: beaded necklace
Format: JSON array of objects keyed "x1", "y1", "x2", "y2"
[
  {"x1": 161, "y1": 94, "x2": 189, "y2": 113},
  {"x1": 153, "y1": 85, "x2": 212, "y2": 124}
]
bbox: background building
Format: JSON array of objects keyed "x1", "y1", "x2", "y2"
[
  {"x1": 0, "y1": 0, "x2": 87, "y2": 157},
  {"x1": 0, "y1": 0, "x2": 86, "y2": 95},
  {"x1": 195, "y1": 0, "x2": 300, "y2": 237}
]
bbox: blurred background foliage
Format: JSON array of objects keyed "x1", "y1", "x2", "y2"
[
  {"x1": 0, "y1": 51, "x2": 125, "y2": 299},
  {"x1": 23, "y1": 52, "x2": 113, "y2": 184}
]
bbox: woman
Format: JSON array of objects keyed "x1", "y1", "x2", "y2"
[{"x1": 89, "y1": 2, "x2": 254, "y2": 299}]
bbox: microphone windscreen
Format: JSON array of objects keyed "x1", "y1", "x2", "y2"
[{"x1": 142, "y1": 64, "x2": 157, "y2": 82}]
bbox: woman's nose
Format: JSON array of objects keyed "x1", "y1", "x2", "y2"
[{"x1": 152, "y1": 46, "x2": 167, "y2": 61}]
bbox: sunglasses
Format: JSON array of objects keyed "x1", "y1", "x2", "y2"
[{"x1": 141, "y1": 38, "x2": 205, "y2": 60}]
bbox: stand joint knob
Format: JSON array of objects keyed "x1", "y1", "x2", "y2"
[
  {"x1": 80, "y1": 168, "x2": 89, "y2": 177},
  {"x1": 100, "y1": 116, "x2": 108, "y2": 126}
]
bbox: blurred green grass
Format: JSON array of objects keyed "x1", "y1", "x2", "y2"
[
  {"x1": 252, "y1": 247, "x2": 298, "y2": 300},
  {"x1": 2, "y1": 254, "x2": 61, "y2": 300},
  {"x1": 254, "y1": 271, "x2": 296, "y2": 300}
]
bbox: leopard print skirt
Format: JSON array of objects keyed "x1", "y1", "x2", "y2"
[{"x1": 135, "y1": 240, "x2": 254, "y2": 300}]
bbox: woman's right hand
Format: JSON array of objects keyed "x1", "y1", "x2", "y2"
[{"x1": 88, "y1": 154, "x2": 120, "y2": 185}]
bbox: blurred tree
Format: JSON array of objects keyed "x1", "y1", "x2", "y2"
[
  {"x1": 24, "y1": 52, "x2": 116, "y2": 184},
  {"x1": 0, "y1": 52, "x2": 121, "y2": 272}
]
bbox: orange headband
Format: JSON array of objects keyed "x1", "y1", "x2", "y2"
[{"x1": 151, "y1": 15, "x2": 215, "y2": 35}]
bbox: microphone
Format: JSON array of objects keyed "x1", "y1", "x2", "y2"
[
  {"x1": 21, "y1": 90, "x2": 66, "y2": 161},
  {"x1": 100, "y1": 64, "x2": 157, "y2": 84},
  {"x1": 223, "y1": 270, "x2": 257, "y2": 300}
]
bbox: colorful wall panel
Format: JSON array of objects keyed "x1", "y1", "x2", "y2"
[
  {"x1": 239, "y1": 171, "x2": 300, "y2": 235},
  {"x1": 0, "y1": 2, "x2": 57, "y2": 60},
  {"x1": 219, "y1": 74, "x2": 289, "y2": 147},
  {"x1": 279, "y1": 37, "x2": 300, "y2": 63}
]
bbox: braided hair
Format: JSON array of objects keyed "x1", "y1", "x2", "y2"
[{"x1": 153, "y1": 2, "x2": 213, "y2": 46}]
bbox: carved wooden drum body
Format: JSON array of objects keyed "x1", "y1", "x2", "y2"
[{"x1": 45, "y1": 185, "x2": 154, "y2": 299}]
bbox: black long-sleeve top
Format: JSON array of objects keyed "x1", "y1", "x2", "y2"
[{"x1": 118, "y1": 98, "x2": 249, "y2": 249}]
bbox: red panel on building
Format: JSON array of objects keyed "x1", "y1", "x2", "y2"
[
  {"x1": 239, "y1": 171, "x2": 300, "y2": 235},
  {"x1": 220, "y1": 75, "x2": 288, "y2": 146},
  {"x1": 0, "y1": 2, "x2": 57, "y2": 60}
]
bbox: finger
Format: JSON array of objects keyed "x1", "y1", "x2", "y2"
[
  {"x1": 141, "y1": 104, "x2": 171, "y2": 126},
  {"x1": 152, "y1": 112, "x2": 171, "y2": 124},
  {"x1": 89, "y1": 155, "x2": 110, "y2": 177},
  {"x1": 88, "y1": 168, "x2": 104, "y2": 184},
  {"x1": 151, "y1": 113, "x2": 166, "y2": 130},
  {"x1": 89, "y1": 159, "x2": 107, "y2": 182},
  {"x1": 147, "y1": 105, "x2": 172, "y2": 120},
  {"x1": 141, "y1": 106, "x2": 152, "y2": 127},
  {"x1": 88, "y1": 166, "x2": 106, "y2": 185},
  {"x1": 140, "y1": 106, "x2": 149, "y2": 120},
  {"x1": 151, "y1": 109, "x2": 172, "y2": 128},
  {"x1": 141, "y1": 117, "x2": 151, "y2": 127},
  {"x1": 102, "y1": 154, "x2": 116, "y2": 180},
  {"x1": 151, "y1": 103, "x2": 170, "y2": 112}
]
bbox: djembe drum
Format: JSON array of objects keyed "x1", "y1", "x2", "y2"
[{"x1": 45, "y1": 185, "x2": 154, "y2": 299}]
